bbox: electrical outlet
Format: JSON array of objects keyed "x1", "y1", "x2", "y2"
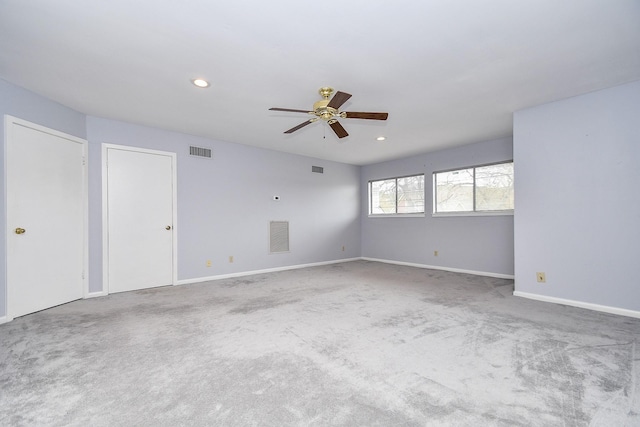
[
  {"x1": 434, "y1": 250, "x2": 438, "y2": 256},
  {"x1": 536, "y1": 272, "x2": 546, "y2": 283},
  {"x1": 342, "y1": 245, "x2": 345, "y2": 252},
  {"x1": 206, "y1": 260, "x2": 212, "y2": 267},
  {"x1": 229, "y1": 256, "x2": 234, "y2": 263}
]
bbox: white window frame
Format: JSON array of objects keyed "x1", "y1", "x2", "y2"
[
  {"x1": 432, "y1": 161, "x2": 514, "y2": 217},
  {"x1": 368, "y1": 173, "x2": 425, "y2": 217}
]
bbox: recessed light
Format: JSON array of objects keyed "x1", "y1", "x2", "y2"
[
  {"x1": 191, "y1": 78, "x2": 210, "y2": 88},
  {"x1": 376, "y1": 136, "x2": 386, "y2": 141}
]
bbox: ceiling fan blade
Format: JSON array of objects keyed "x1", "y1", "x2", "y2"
[
  {"x1": 327, "y1": 91, "x2": 352, "y2": 109},
  {"x1": 284, "y1": 119, "x2": 315, "y2": 134},
  {"x1": 343, "y1": 112, "x2": 389, "y2": 120},
  {"x1": 270, "y1": 107, "x2": 312, "y2": 113},
  {"x1": 329, "y1": 121, "x2": 349, "y2": 138}
]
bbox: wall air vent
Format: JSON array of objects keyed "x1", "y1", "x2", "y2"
[
  {"x1": 189, "y1": 146, "x2": 212, "y2": 158},
  {"x1": 269, "y1": 221, "x2": 290, "y2": 254},
  {"x1": 312, "y1": 166, "x2": 324, "y2": 174}
]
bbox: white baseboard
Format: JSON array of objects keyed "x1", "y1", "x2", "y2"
[
  {"x1": 0, "y1": 316, "x2": 9, "y2": 325},
  {"x1": 177, "y1": 258, "x2": 361, "y2": 286},
  {"x1": 85, "y1": 290, "x2": 107, "y2": 299},
  {"x1": 513, "y1": 291, "x2": 640, "y2": 319},
  {"x1": 361, "y1": 257, "x2": 515, "y2": 279}
]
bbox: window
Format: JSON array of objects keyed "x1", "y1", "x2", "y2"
[
  {"x1": 369, "y1": 174, "x2": 425, "y2": 215},
  {"x1": 433, "y1": 162, "x2": 513, "y2": 214}
]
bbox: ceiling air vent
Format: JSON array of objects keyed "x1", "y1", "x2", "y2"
[
  {"x1": 312, "y1": 166, "x2": 324, "y2": 174},
  {"x1": 269, "y1": 221, "x2": 289, "y2": 254},
  {"x1": 189, "y1": 146, "x2": 212, "y2": 158}
]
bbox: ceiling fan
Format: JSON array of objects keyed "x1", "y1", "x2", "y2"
[{"x1": 269, "y1": 87, "x2": 388, "y2": 139}]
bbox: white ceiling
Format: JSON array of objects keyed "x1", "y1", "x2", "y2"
[{"x1": 1, "y1": 1, "x2": 639, "y2": 165}]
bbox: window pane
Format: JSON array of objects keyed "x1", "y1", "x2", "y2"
[
  {"x1": 370, "y1": 179, "x2": 396, "y2": 214},
  {"x1": 397, "y1": 175, "x2": 425, "y2": 213},
  {"x1": 435, "y1": 168, "x2": 474, "y2": 212},
  {"x1": 475, "y1": 163, "x2": 514, "y2": 211}
]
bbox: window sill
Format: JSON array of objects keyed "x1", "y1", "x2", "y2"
[
  {"x1": 432, "y1": 210, "x2": 513, "y2": 218},
  {"x1": 368, "y1": 213, "x2": 425, "y2": 218}
]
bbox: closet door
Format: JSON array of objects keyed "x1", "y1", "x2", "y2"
[
  {"x1": 104, "y1": 144, "x2": 176, "y2": 293},
  {"x1": 6, "y1": 116, "x2": 87, "y2": 319}
]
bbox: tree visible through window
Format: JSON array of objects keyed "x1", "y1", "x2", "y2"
[
  {"x1": 369, "y1": 174, "x2": 425, "y2": 215},
  {"x1": 434, "y1": 162, "x2": 513, "y2": 213}
]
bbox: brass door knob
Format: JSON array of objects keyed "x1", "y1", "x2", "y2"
[
  {"x1": 15, "y1": 227, "x2": 26, "y2": 235},
  {"x1": 165, "y1": 225, "x2": 172, "y2": 230}
]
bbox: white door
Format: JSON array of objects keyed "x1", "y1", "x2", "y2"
[
  {"x1": 104, "y1": 145, "x2": 176, "y2": 293},
  {"x1": 6, "y1": 116, "x2": 87, "y2": 319}
]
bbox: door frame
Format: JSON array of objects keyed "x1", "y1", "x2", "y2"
[
  {"x1": 4, "y1": 115, "x2": 89, "y2": 322},
  {"x1": 101, "y1": 143, "x2": 178, "y2": 294}
]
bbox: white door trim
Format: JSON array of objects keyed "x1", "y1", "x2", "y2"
[
  {"x1": 101, "y1": 143, "x2": 178, "y2": 294},
  {"x1": 4, "y1": 115, "x2": 89, "y2": 321}
]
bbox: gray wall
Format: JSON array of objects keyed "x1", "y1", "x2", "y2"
[
  {"x1": 0, "y1": 79, "x2": 87, "y2": 318},
  {"x1": 85, "y1": 117, "x2": 361, "y2": 292},
  {"x1": 513, "y1": 80, "x2": 640, "y2": 311},
  {"x1": 361, "y1": 137, "x2": 514, "y2": 276}
]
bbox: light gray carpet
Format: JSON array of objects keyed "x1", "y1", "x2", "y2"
[{"x1": 1, "y1": 260, "x2": 639, "y2": 426}]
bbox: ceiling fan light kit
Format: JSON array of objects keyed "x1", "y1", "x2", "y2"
[{"x1": 269, "y1": 87, "x2": 388, "y2": 139}]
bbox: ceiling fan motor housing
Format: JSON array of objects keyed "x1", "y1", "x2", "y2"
[{"x1": 313, "y1": 99, "x2": 339, "y2": 121}]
